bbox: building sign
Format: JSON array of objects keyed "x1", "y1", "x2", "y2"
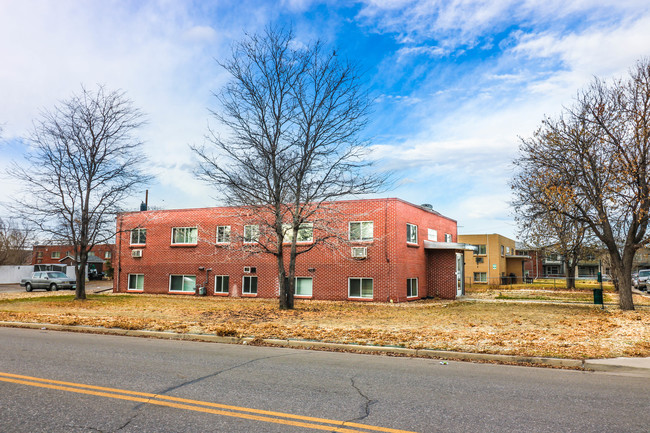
[
  {"x1": 428, "y1": 229, "x2": 437, "y2": 241},
  {"x1": 492, "y1": 264, "x2": 497, "y2": 270}
]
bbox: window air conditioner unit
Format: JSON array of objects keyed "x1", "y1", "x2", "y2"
[
  {"x1": 131, "y1": 249, "x2": 143, "y2": 258},
  {"x1": 244, "y1": 266, "x2": 257, "y2": 274},
  {"x1": 352, "y1": 247, "x2": 367, "y2": 259}
]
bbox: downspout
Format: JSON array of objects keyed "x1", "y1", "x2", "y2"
[{"x1": 384, "y1": 199, "x2": 393, "y2": 302}]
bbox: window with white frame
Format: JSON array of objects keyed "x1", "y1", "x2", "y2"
[
  {"x1": 169, "y1": 275, "x2": 196, "y2": 292},
  {"x1": 427, "y1": 229, "x2": 438, "y2": 241},
  {"x1": 349, "y1": 278, "x2": 373, "y2": 299},
  {"x1": 243, "y1": 225, "x2": 259, "y2": 243},
  {"x1": 172, "y1": 227, "x2": 197, "y2": 244},
  {"x1": 128, "y1": 274, "x2": 144, "y2": 291},
  {"x1": 51, "y1": 251, "x2": 60, "y2": 259},
  {"x1": 243, "y1": 275, "x2": 258, "y2": 294},
  {"x1": 349, "y1": 221, "x2": 373, "y2": 241},
  {"x1": 216, "y1": 226, "x2": 231, "y2": 244},
  {"x1": 130, "y1": 228, "x2": 147, "y2": 245},
  {"x1": 104, "y1": 251, "x2": 111, "y2": 259},
  {"x1": 407, "y1": 278, "x2": 418, "y2": 297},
  {"x1": 474, "y1": 272, "x2": 487, "y2": 283},
  {"x1": 295, "y1": 277, "x2": 313, "y2": 296},
  {"x1": 475, "y1": 244, "x2": 486, "y2": 255},
  {"x1": 444, "y1": 233, "x2": 452, "y2": 242},
  {"x1": 506, "y1": 246, "x2": 510, "y2": 254},
  {"x1": 283, "y1": 223, "x2": 313, "y2": 243},
  {"x1": 406, "y1": 223, "x2": 418, "y2": 244},
  {"x1": 214, "y1": 275, "x2": 229, "y2": 294}
]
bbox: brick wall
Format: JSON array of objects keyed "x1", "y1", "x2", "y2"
[
  {"x1": 114, "y1": 198, "x2": 462, "y2": 302},
  {"x1": 426, "y1": 250, "x2": 459, "y2": 299},
  {"x1": 32, "y1": 244, "x2": 115, "y2": 265}
]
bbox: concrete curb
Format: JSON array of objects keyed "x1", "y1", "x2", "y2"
[{"x1": 0, "y1": 320, "x2": 645, "y2": 372}]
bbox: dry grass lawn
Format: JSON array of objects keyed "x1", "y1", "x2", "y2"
[{"x1": 1, "y1": 286, "x2": 648, "y2": 360}]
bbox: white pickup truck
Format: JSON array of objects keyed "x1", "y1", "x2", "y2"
[{"x1": 20, "y1": 271, "x2": 76, "y2": 292}]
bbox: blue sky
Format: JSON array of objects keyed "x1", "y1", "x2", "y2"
[{"x1": 2, "y1": 0, "x2": 650, "y2": 239}]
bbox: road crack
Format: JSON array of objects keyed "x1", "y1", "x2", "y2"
[{"x1": 347, "y1": 377, "x2": 377, "y2": 423}]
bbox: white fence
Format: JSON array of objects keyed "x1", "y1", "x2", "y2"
[{"x1": 0, "y1": 265, "x2": 76, "y2": 284}]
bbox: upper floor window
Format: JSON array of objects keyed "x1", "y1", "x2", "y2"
[
  {"x1": 37, "y1": 251, "x2": 43, "y2": 258},
  {"x1": 475, "y1": 244, "x2": 486, "y2": 255},
  {"x1": 130, "y1": 228, "x2": 147, "y2": 245},
  {"x1": 51, "y1": 251, "x2": 60, "y2": 259},
  {"x1": 283, "y1": 223, "x2": 313, "y2": 243},
  {"x1": 444, "y1": 233, "x2": 452, "y2": 242},
  {"x1": 506, "y1": 246, "x2": 511, "y2": 254},
  {"x1": 104, "y1": 251, "x2": 112, "y2": 259},
  {"x1": 349, "y1": 221, "x2": 373, "y2": 242},
  {"x1": 244, "y1": 225, "x2": 259, "y2": 243},
  {"x1": 216, "y1": 226, "x2": 231, "y2": 244},
  {"x1": 406, "y1": 223, "x2": 418, "y2": 244},
  {"x1": 172, "y1": 227, "x2": 197, "y2": 245},
  {"x1": 501, "y1": 245, "x2": 505, "y2": 256}
]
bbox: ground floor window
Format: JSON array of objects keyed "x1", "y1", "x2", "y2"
[
  {"x1": 349, "y1": 278, "x2": 373, "y2": 299},
  {"x1": 169, "y1": 275, "x2": 196, "y2": 292},
  {"x1": 295, "y1": 277, "x2": 313, "y2": 296},
  {"x1": 214, "y1": 275, "x2": 229, "y2": 294},
  {"x1": 474, "y1": 272, "x2": 487, "y2": 283},
  {"x1": 128, "y1": 274, "x2": 144, "y2": 291},
  {"x1": 406, "y1": 278, "x2": 418, "y2": 297},
  {"x1": 243, "y1": 275, "x2": 258, "y2": 294}
]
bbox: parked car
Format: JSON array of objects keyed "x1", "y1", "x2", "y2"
[
  {"x1": 88, "y1": 269, "x2": 105, "y2": 280},
  {"x1": 634, "y1": 269, "x2": 650, "y2": 291},
  {"x1": 20, "y1": 272, "x2": 76, "y2": 292}
]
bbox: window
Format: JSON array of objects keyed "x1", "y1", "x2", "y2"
[
  {"x1": 349, "y1": 221, "x2": 373, "y2": 241},
  {"x1": 501, "y1": 245, "x2": 505, "y2": 256},
  {"x1": 407, "y1": 278, "x2": 418, "y2": 297},
  {"x1": 475, "y1": 244, "x2": 486, "y2": 255},
  {"x1": 128, "y1": 274, "x2": 144, "y2": 291},
  {"x1": 37, "y1": 251, "x2": 43, "y2": 258},
  {"x1": 172, "y1": 227, "x2": 197, "y2": 244},
  {"x1": 214, "y1": 275, "x2": 229, "y2": 294},
  {"x1": 474, "y1": 272, "x2": 487, "y2": 283},
  {"x1": 349, "y1": 278, "x2": 373, "y2": 299},
  {"x1": 51, "y1": 251, "x2": 60, "y2": 259},
  {"x1": 506, "y1": 246, "x2": 511, "y2": 254},
  {"x1": 88, "y1": 251, "x2": 96, "y2": 257},
  {"x1": 444, "y1": 233, "x2": 452, "y2": 242},
  {"x1": 295, "y1": 277, "x2": 313, "y2": 296},
  {"x1": 243, "y1": 275, "x2": 258, "y2": 294},
  {"x1": 130, "y1": 228, "x2": 147, "y2": 245},
  {"x1": 104, "y1": 251, "x2": 111, "y2": 259},
  {"x1": 215, "y1": 226, "x2": 231, "y2": 244},
  {"x1": 427, "y1": 229, "x2": 438, "y2": 241},
  {"x1": 406, "y1": 223, "x2": 418, "y2": 244},
  {"x1": 244, "y1": 225, "x2": 259, "y2": 243},
  {"x1": 169, "y1": 275, "x2": 196, "y2": 292},
  {"x1": 283, "y1": 223, "x2": 313, "y2": 243}
]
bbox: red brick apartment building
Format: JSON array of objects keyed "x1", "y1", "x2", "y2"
[
  {"x1": 32, "y1": 244, "x2": 114, "y2": 265},
  {"x1": 114, "y1": 198, "x2": 472, "y2": 302}
]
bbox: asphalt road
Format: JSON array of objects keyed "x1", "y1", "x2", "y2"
[{"x1": 0, "y1": 327, "x2": 647, "y2": 432}]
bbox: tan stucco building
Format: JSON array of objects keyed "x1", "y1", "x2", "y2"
[{"x1": 458, "y1": 234, "x2": 529, "y2": 285}]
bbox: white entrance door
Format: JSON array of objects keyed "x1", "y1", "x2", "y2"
[{"x1": 455, "y1": 253, "x2": 464, "y2": 297}]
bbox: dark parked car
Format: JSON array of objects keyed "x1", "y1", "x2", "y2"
[
  {"x1": 88, "y1": 269, "x2": 105, "y2": 280},
  {"x1": 20, "y1": 272, "x2": 76, "y2": 291}
]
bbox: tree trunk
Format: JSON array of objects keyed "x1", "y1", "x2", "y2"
[
  {"x1": 277, "y1": 248, "x2": 289, "y2": 310},
  {"x1": 75, "y1": 248, "x2": 87, "y2": 300},
  {"x1": 616, "y1": 250, "x2": 636, "y2": 311},
  {"x1": 565, "y1": 260, "x2": 576, "y2": 289}
]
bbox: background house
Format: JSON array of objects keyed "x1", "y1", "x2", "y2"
[{"x1": 114, "y1": 198, "x2": 472, "y2": 301}]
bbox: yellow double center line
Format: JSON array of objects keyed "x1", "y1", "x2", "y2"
[{"x1": 0, "y1": 372, "x2": 416, "y2": 433}]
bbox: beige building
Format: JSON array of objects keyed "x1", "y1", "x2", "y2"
[{"x1": 458, "y1": 234, "x2": 529, "y2": 285}]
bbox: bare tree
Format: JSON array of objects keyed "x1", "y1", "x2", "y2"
[
  {"x1": 512, "y1": 59, "x2": 650, "y2": 310},
  {"x1": 193, "y1": 27, "x2": 386, "y2": 309},
  {"x1": 0, "y1": 218, "x2": 33, "y2": 265},
  {"x1": 514, "y1": 206, "x2": 593, "y2": 289},
  {"x1": 8, "y1": 85, "x2": 150, "y2": 300}
]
